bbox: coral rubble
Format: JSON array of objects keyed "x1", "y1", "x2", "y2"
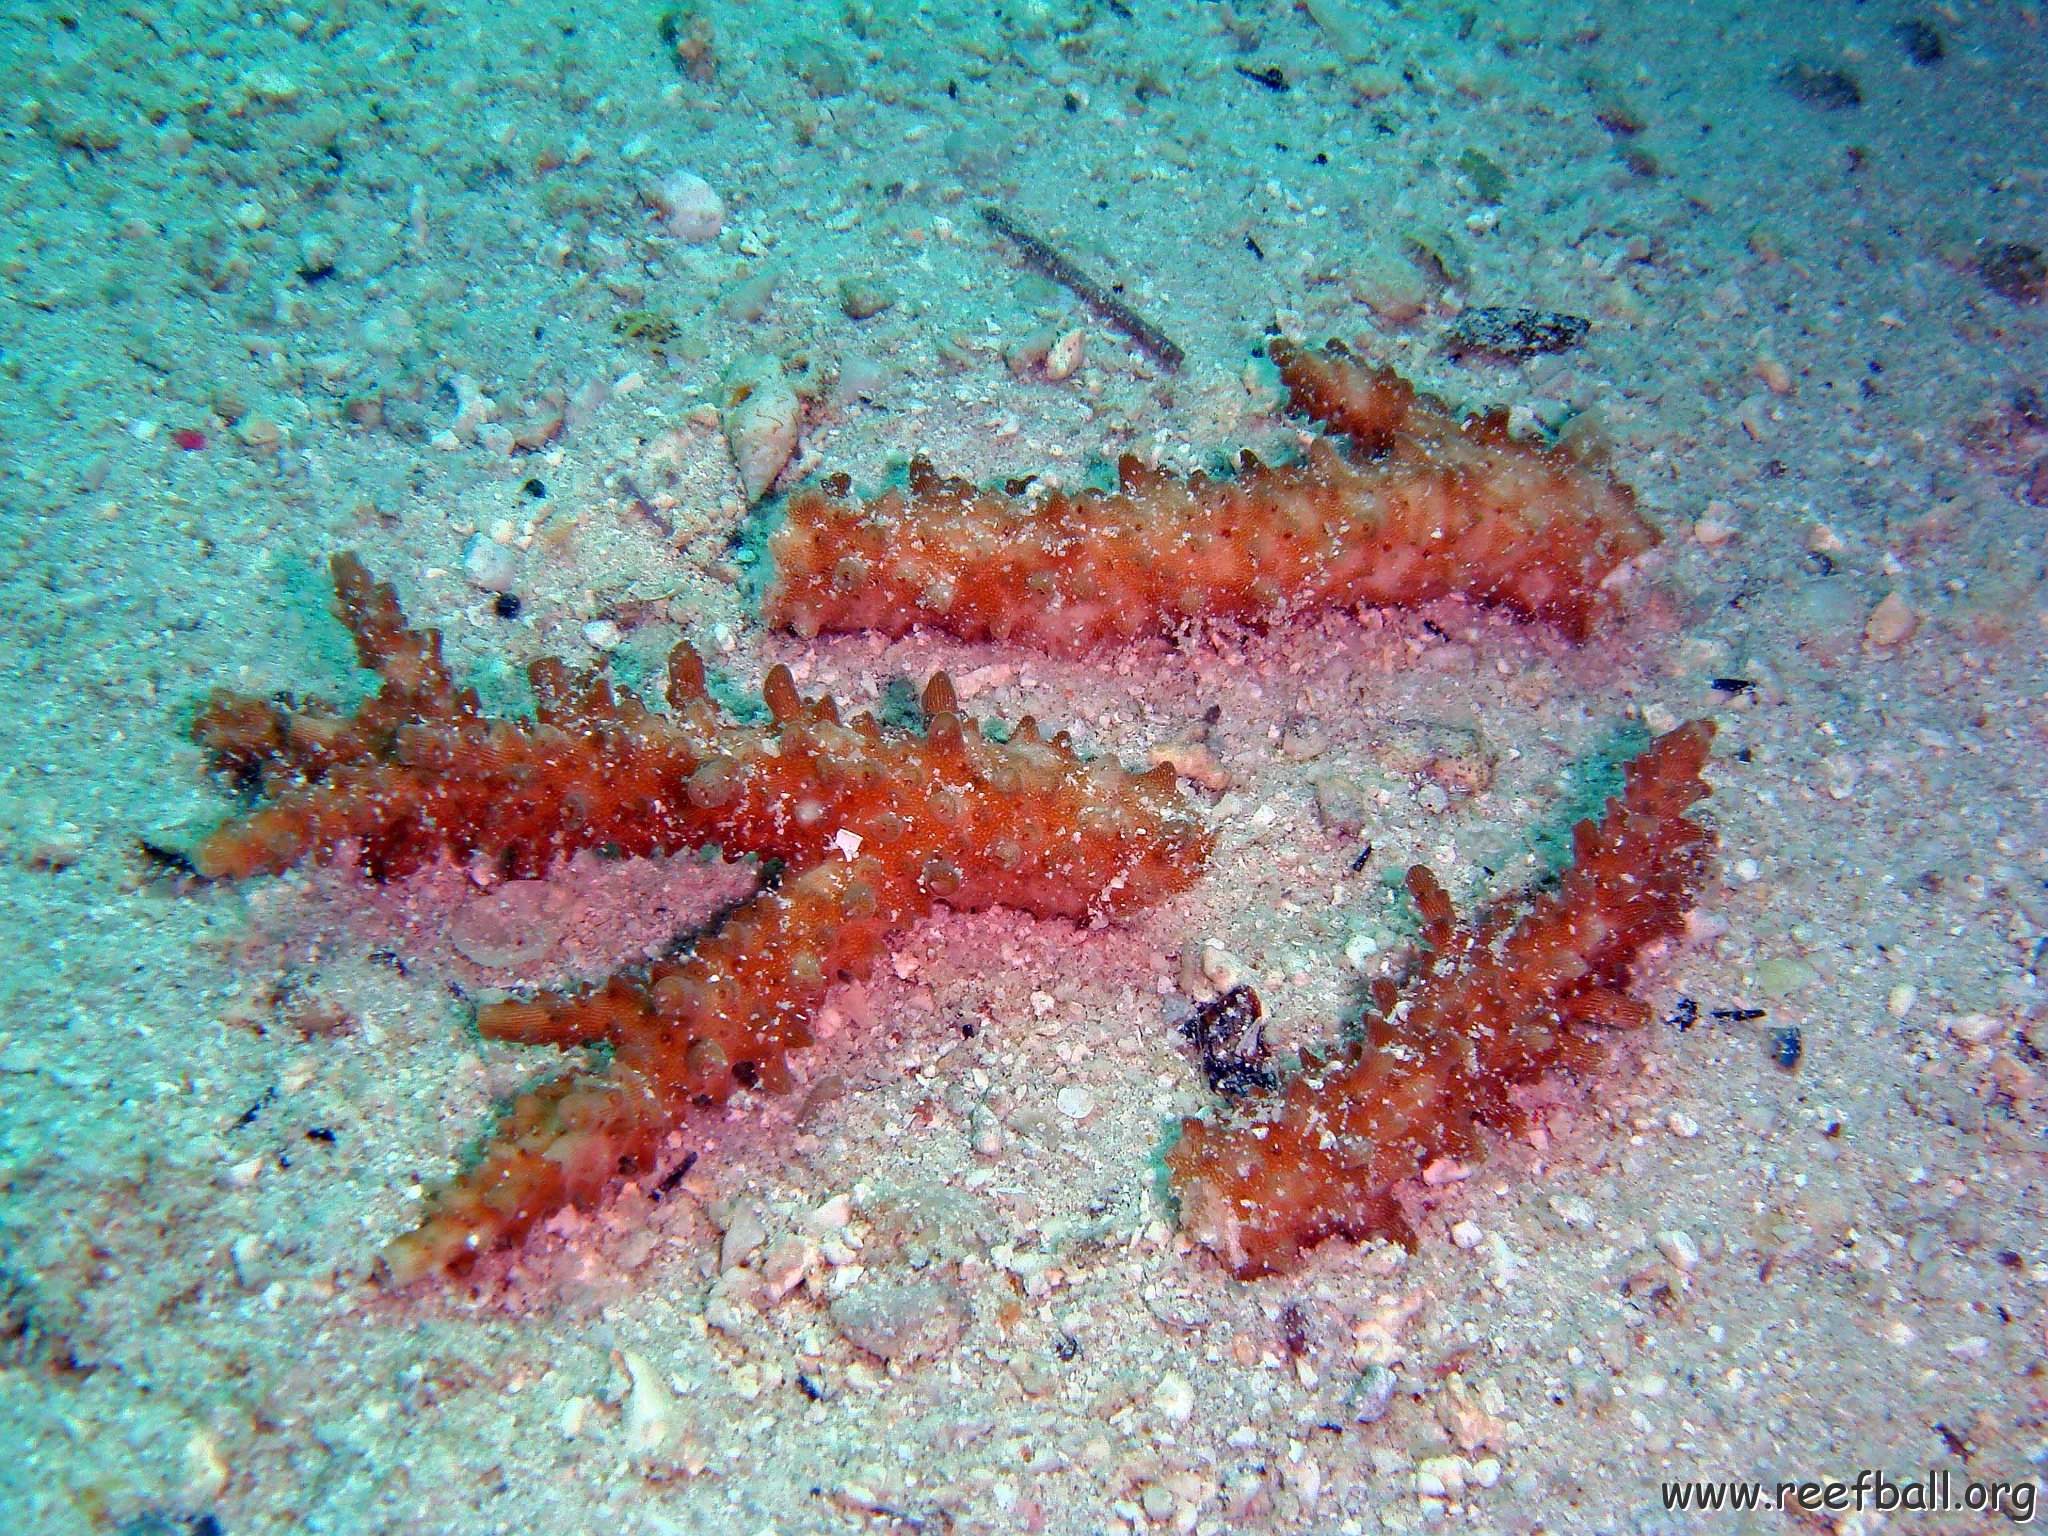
[
  {"x1": 1166, "y1": 721, "x2": 1716, "y2": 1278},
  {"x1": 766, "y1": 340, "x2": 1660, "y2": 653},
  {"x1": 193, "y1": 556, "x2": 1210, "y2": 1284}
]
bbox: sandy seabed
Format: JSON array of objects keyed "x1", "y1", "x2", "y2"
[{"x1": 1, "y1": 2, "x2": 2044, "y2": 1532}]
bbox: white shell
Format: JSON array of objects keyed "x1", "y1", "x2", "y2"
[
  {"x1": 1044, "y1": 327, "x2": 1085, "y2": 381},
  {"x1": 720, "y1": 355, "x2": 801, "y2": 503}
]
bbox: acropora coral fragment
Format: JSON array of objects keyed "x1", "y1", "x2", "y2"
[
  {"x1": 766, "y1": 339, "x2": 1659, "y2": 653},
  {"x1": 193, "y1": 556, "x2": 1210, "y2": 1284},
  {"x1": 1166, "y1": 721, "x2": 1715, "y2": 1278}
]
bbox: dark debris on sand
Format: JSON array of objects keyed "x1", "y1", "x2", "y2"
[
  {"x1": 1777, "y1": 60, "x2": 1863, "y2": 110},
  {"x1": 1444, "y1": 306, "x2": 1591, "y2": 361}
]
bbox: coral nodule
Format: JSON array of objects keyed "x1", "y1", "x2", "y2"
[
  {"x1": 192, "y1": 555, "x2": 1210, "y2": 1285},
  {"x1": 1166, "y1": 720, "x2": 1717, "y2": 1279},
  {"x1": 766, "y1": 339, "x2": 1661, "y2": 654}
]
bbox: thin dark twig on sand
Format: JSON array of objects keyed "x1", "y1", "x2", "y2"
[{"x1": 980, "y1": 204, "x2": 1186, "y2": 373}]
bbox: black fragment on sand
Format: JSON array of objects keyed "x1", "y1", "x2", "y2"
[
  {"x1": 1979, "y1": 242, "x2": 2047, "y2": 304},
  {"x1": 1895, "y1": 18, "x2": 1945, "y2": 66},
  {"x1": 1777, "y1": 60, "x2": 1863, "y2": 110},
  {"x1": 650, "y1": 1151, "x2": 699, "y2": 1202},
  {"x1": 1445, "y1": 306, "x2": 1591, "y2": 361},
  {"x1": 1179, "y1": 984, "x2": 1274, "y2": 1096}
]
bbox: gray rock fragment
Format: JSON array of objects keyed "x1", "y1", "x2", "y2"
[{"x1": 1444, "y1": 306, "x2": 1590, "y2": 361}]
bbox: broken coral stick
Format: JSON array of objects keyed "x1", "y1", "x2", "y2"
[
  {"x1": 1166, "y1": 720, "x2": 1716, "y2": 1278},
  {"x1": 980, "y1": 204, "x2": 1186, "y2": 372},
  {"x1": 193, "y1": 556, "x2": 1210, "y2": 1284},
  {"x1": 766, "y1": 339, "x2": 1659, "y2": 653}
]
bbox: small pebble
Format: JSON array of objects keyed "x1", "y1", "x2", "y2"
[
  {"x1": 1415, "y1": 1455, "x2": 1468, "y2": 1499},
  {"x1": 719, "y1": 1205, "x2": 767, "y2": 1272},
  {"x1": 650, "y1": 169, "x2": 725, "y2": 242},
  {"x1": 758, "y1": 1236, "x2": 816, "y2": 1303},
  {"x1": 462, "y1": 531, "x2": 518, "y2": 592},
  {"x1": 969, "y1": 1103, "x2": 1007, "y2": 1157},
  {"x1": 1179, "y1": 940, "x2": 1249, "y2": 1001},
  {"x1": 1887, "y1": 983, "x2": 1918, "y2": 1020},
  {"x1": 298, "y1": 226, "x2": 341, "y2": 276},
  {"x1": 1352, "y1": 246, "x2": 1431, "y2": 323},
  {"x1": 1655, "y1": 1229, "x2": 1701, "y2": 1271},
  {"x1": 1754, "y1": 957, "x2": 1816, "y2": 997},
  {"x1": 837, "y1": 275, "x2": 897, "y2": 320},
  {"x1": 618, "y1": 1348, "x2": 678, "y2": 1464},
  {"x1": 1347, "y1": 1363, "x2": 1398, "y2": 1424},
  {"x1": 583, "y1": 618, "x2": 623, "y2": 652},
  {"x1": 1043, "y1": 328, "x2": 1085, "y2": 381},
  {"x1": 1864, "y1": 590, "x2": 1919, "y2": 648},
  {"x1": 1946, "y1": 1012, "x2": 2006, "y2": 1045},
  {"x1": 808, "y1": 1193, "x2": 852, "y2": 1231},
  {"x1": 229, "y1": 1232, "x2": 264, "y2": 1289},
  {"x1": 1548, "y1": 1194, "x2": 1597, "y2": 1230},
  {"x1": 1054, "y1": 1086, "x2": 1095, "y2": 1122},
  {"x1": 184, "y1": 1428, "x2": 230, "y2": 1504},
  {"x1": 363, "y1": 299, "x2": 417, "y2": 355},
  {"x1": 1343, "y1": 931, "x2": 1380, "y2": 971},
  {"x1": 1808, "y1": 522, "x2": 1847, "y2": 556},
  {"x1": 1152, "y1": 1371, "x2": 1196, "y2": 1424},
  {"x1": 726, "y1": 269, "x2": 780, "y2": 322},
  {"x1": 558, "y1": 1394, "x2": 593, "y2": 1439},
  {"x1": 1450, "y1": 1220, "x2": 1484, "y2": 1250},
  {"x1": 26, "y1": 835, "x2": 82, "y2": 871},
  {"x1": 1313, "y1": 772, "x2": 1370, "y2": 838},
  {"x1": 1693, "y1": 515, "x2": 1739, "y2": 549}
]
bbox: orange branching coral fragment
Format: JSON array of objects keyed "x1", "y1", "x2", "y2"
[
  {"x1": 766, "y1": 340, "x2": 1660, "y2": 652},
  {"x1": 194, "y1": 556, "x2": 1210, "y2": 1284},
  {"x1": 1166, "y1": 721, "x2": 1716, "y2": 1278}
]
